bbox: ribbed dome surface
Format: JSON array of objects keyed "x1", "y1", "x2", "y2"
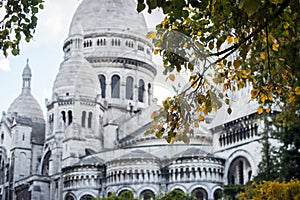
[
  {"x1": 8, "y1": 93, "x2": 44, "y2": 120},
  {"x1": 69, "y1": 0, "x2": 147, "y2": 37},
  {"x1": 53, "y1": 55, "x2": 101, "y2": 98}
]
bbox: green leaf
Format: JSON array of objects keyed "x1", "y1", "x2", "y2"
[
  {"x1": 239, "y1": 0, "x2": 261, "y2": 17},
  {"x1": 12, "y1": 48, "x2": 19, "y2": 55},
  {"x1": 227, "y1": 107, "x2": 232, "y2": 115},
  {"x1": 137, "y1": 3, "x2": 146, "y2": 12}
]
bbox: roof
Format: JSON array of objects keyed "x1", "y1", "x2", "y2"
[
  {"x1": 8, "y1": 93, "x2": 44, "y2": 120},
  {"x1": 52, "y1": 54, "x2": 101, "y2": 98},
  {"x1": 174, "y1": 147, "x2": 213, "y2": 159},
  {"x1": 69, "y1": 0, "x2": 147, "y2": 37},
  {"x1": 115, "y1": 150, "x2": 158, "y2": 161},
  {"x1": 209, "y1": 87, "x2": 258, "y2": 129}
]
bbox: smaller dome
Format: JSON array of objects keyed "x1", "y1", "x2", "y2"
[
  {"x1": 53, "y1": 53, "x2": 101, "y2": 98},
  {"x1": 8, "y1": 93, "x2": 44, "y2": 120},
  {"x1": 8, "y1": 60, "x2": 44, "y2": 120}
]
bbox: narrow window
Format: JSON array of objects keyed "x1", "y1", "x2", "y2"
[
  {"x1": 138, "y1": 79, "x2": 145, "y2": 102},
  {"x1": 126, "y1": 76, "x2": 134, "y2": 100},
  {"x1": 81, "y1": 111, "x2": 86, "y2": 127},
  {"x1": 111, "y1": 75, "x2": 120, "y2": 98},
  {"x1": 68, "y1": 111, "x2": 73, "y2": 125},
  {"x1": 99, "y1": 75, "x2": 106, "y2": 98},
  {"x1": 61, "y1": 111, "x2": 66, "y2": 123},
  {"x1": 88, "y1": 112, "x2": 93, "y2": 128},
  {"x1": 148, "y1": 83, "x2": 151, "y2": 104},
  {"x1": 22, "y1": 133, "x2": 25, "y2": 141}
]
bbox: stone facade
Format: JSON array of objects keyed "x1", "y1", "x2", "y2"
[{"x1": 0, "y1": 0, "x2": 269, "y2": 200}]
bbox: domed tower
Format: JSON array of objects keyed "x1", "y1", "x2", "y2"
[
  {"x1": 63, "y1": 0, "x2": 157, "y2": 123},
  {"x1": 44, "y1": 23, "x2": 105, "y2": 177},
  {"x1": 3, "y1": 60, "x2": 45, "y2": 191}
]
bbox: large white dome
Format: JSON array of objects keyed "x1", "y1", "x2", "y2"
[{"x1": 69, "y1": 0, "x2": 148, "y2": 37}]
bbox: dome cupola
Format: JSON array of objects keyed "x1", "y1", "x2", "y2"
[{"x1": 8, "y1": 60, "x2": 44, "y2": 120}]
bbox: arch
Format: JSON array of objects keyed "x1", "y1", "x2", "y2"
[
  {"x1": 138, "y1": 79, "x2": 145, "y2": 102},
  {"x1": 65, "y1": 193, "x2": 76, "y2": 200},
  {"x1": 81, "y1": 111, "x2": 86, "y2": 127},
  {"x1": 61, "y1": 111, "x2": 66, "y2": 123},
  {"x1": 169, "y1": 185, "x2": 187, "y2": 193},
  {"x1": 80, "y1": 194, "x2": 94, "y2": 200},
  {"x1": 68, "y1": 110, "x2": 73, "y2": 125},
  {"x1": 98, "y1": 74, "x2": 106, "y2": 98},
  {"x1": 111, "y1": 75, "x2": 120, "y2": 98},
  {"x1": 118, "y1": 189, "x2": 134, "y2": 199},
  {"x1": 224, "y1": 149, "x2": 256, "y2": 185},
  {"x1": 126, "y1": 76, "x2": 134, "y2": 100},
  {"x1": 227, "y1": 156, "x2": 251, "y2": 185},
  {"x1": 88, "y1": 112, "x2": 93, "y2": 128},
  {"x1": 213, "y1": 189, "x2": 222, "y2": 200},
  {"x1": 41, "y1": 151, "x2": 51, "y2": 176},
  {"x1": 192, "y1": 188, "x2": 208, "y2": 200},
  {"x1": 148, "y1": 83, "x2": 151, "y2": 104},
  {"x1": 139, "y1": 190, "x2": 155, "y2": 200}
]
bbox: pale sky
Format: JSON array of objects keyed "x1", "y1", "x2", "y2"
[{"x1": 0, "y1": 0, "x2": 180, "y2": 117}]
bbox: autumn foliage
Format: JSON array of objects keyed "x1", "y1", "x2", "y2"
[{"x1": 238, "y1": 180, "x2": 300, "y2": 200}]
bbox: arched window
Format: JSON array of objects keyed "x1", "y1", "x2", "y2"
[
  {"x1": 126, "y1": 76, "x2": 134, "y2": 100},
  {"x1": 99, "y1": 75, "x2": 106, "y2": 98},
  {"x1": 213, "y1": 189, "x2": 222, "y2": 200},
  {"x1": 88, "y1": 112, "x2": 93, "y2": 128},
  {"x1": 148, "y1": 83, "x2": 151, "y2": 104},
  {"x1": 192, "y1": 188, "x2": 208, "y2": 200},
  {"x1": 111, "y1": 75, "x2": 120, "y2": 98},
  {"x1": 81, "y1": 111, "x2": 86, "y2": 127},
  {"x1": 119, "y1": 190, "x2": 133, "y2": 199},
  {"x1": 42, "y1": 151, "x2": 51, "y2": 176},
  {"x1": 140, "y1": 190, "x2": 155, "y2": 200},
  {"x1": 227, "y1": 156, "x2": 251, "y2": 185},
  {"x1": 65, "y1": 194, "x2": 75, "y2": 200},
  {"x1": 61, "y1": 111, "x2": 66, "y2": 123},
  {"x1": 68, "y1": 111, "x2": 73, "y2": 125},
  {"x1": 138, "y1": 79, "x2": 145, "y2": 102},
  {"x1": 80, "y1": 195, "x2": 94, "y2": 200}
]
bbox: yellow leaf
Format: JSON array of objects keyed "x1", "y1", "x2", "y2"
[
  {"x1": 258, "y1": 107, "x2": 263, "y2": 115},
  {"x1": 198, "y1": 115, "x2": 205, "y2": 121},
  {"x1": 243, "y1": 69, "x2": 251, "y2": 76},
  {"x1": 260, "y1": 52, "x2": 265, "y2": 59},
  {"x1": 153, "y1": 49, "x2": 159, "y2": 55},
  {"x1": 234, "y1": 37, "x2": 239, "y2": 43},
  {"x1": 289, "y1": 92, "x2": 295, "y2": 103},
  {"x1": 272, "y1": 43, "x2": 279, "y2": 51},
  {"x1": 283, "y1": 22, "x2": 289, "y2": 29},
  {"x1": 146, "y1": 32, "x2": 156, "y2": 39},
  {"x1": 169, "y1": 74, "x2": 175, "y2": 81},
  {"x1": 263, "y1": 37, "x2": 267, "y2": 43},
  {"x1": 260, "y1": 93, "x2": 267, "y2": 103},
  {"x1": 276, "y1": 87, "x2": 282, "y2": 94},
  {"x1": 268, "y1": 93, "x2": 273, "y2": 100},
  {"x1": 266, "y1": 107, "x2": 271, "y2": 113},
  {"x1": 226, "y1": 35, "x2": 233, "y2": 44},
  {"x1": 183, "y1": 42, "x2": 188, "y2": 48},
  {"x1": 295, "y1": 86, "x2": 300, "y2": 95},
  {"x1": 197, "y1": 31, "x2": 202, "y2": 36}
]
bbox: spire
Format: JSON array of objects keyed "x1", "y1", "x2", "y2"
[{"x1": 22, "y1": 58, "x2": 32, "y2": 94}]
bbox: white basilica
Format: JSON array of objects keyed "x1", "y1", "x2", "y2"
[{"x1": 0, "y1": 0, "x2": 265, "y2": 200}]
